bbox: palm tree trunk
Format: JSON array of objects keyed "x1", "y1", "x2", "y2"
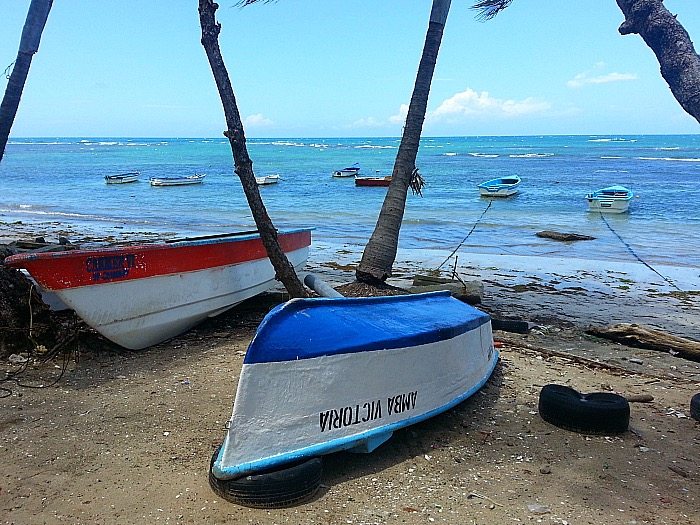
[
  {"x1": 356, "y1": 0, "x2": 451, "y2": 284},
  {"x1": 198, "y1": 0, "x2": 307, "y2": 298},
  {"x1": 0, "y1": 0, "x2": 53, "y2": 163},
  {"x1": 615, "y1": 0, "x2": 700, "y2": 124}
]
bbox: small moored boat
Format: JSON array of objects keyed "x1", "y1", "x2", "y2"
[
  {"x1": 149, "y1": 174, "x2": 206, "y2": 186},
  {"x1": 333, "y1": 163, "x2": 360, "y2": 177},
  {"x1": 255, "y1": 174, "x2": 280, "y2": 185},
  {"x1": 4, "y1": 229, "x2": 312, "y2": 349},
  {"x1": 210, "y1": 291, "x2": 498, "y2": 481},
  {"x1": 355, "y1": 175, "x2": 392, "y2": 187},
  {"x1": 105, "y1": 172, "x2": 139, "y2": 184},
  {"x1": 585, "y1": 185, "x2": 633, "y2": 213},
  {"x1": 477, "y1": 175, "x2": 521, "y2": 197}
]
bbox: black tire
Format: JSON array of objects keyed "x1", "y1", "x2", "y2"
[
  {"x1": 491, "y1": 318, "x2": 530, "y2": 334},
  {"x1": 208, "y1": 445, "x2": 322, "y2": 508},
  {"x1": 691, "y1": 393, "x2": 700, "y2": 422},
  {"x1": 538, "y1": 384, "x2": 630, "y2": 434}
]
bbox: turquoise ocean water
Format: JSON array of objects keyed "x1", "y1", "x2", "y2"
[{"x1": 1, "y1": 135, "x2": 699, "y2": 267}]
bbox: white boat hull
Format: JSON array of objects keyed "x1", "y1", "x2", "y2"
[
  {"x1": 54, "y1": 246, "x2": 309, "y2": 349},
  {"x1": 478, "y1": 186, "x2": 518, "y2": 197},
  {"x1": 212, "y1": 293, "x2": 497, "y2": 479}
]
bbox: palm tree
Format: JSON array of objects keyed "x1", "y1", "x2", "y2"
[
  {"x1": 474, "y1": 0, "x2": 700, "y2": 124},
  {"x1": 199, "y1": 0, "x2": 307, "y2": 297},
  {"x1": 356, "y1": 0, "x2": 452, "y2": 284},
  {"x1": 0, "y1": 0, "x2": 53, "y2": 163}
]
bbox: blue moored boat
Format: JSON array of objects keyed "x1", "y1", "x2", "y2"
[
  {"x1": 585, "y1": 185, "x2": 634, "y2": 213},
  {"x1": 210, "y1": 291, "x2": 498, "y2": 481},
  {"x1": 477, "y1": 175, "x2": 521, "y2": 197}
]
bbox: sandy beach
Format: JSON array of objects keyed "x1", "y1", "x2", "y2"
[{"x1": 1, "y1": 229, "x2": 700, "y2": 525}]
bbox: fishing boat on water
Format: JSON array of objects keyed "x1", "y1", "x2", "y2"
[
  {"x1": 585, "y1": 185, "x2": 633, "y2": 213},
  {"x1": 210, "y1": 291, "x2": 497, "y2": 487},
  {"x1": 255, "y1": 174, "x2": 280, "y2": 185},
  {"x1": 477, "y1": 175, "x2": 521, "y2": 197},
  {"x1": 149, "y1": 174, "x2": 206, "y2": 186},
  {"x1": 355, "y1": 175, "x2": 392, "y2": 187},
  {"x1": 333, "y1": 163, "x2": 361, "y2": 177},
  {"x1": 105, "y1": 171, "x2": 139, "y2": 184},
  {"x1": 4, "y1": 229, "x2": 312, "y2": 349}
]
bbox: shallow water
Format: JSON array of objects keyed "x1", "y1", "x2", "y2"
[{"x1": 1, "y1": 135, "x2": 699, "y2": 267}]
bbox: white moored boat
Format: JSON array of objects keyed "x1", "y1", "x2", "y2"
[
  {"x1": 477, "y1": 175, "x2": 521, "y2": 197},
  {"x1": 332, "y1": 163, "x2": 361, "y2": 177},
  {"x1": 4, "y1": 229, "x2": 312, "y2": 349},
  {"x1": 149, "y1": 174, "x2": 206, "y2": 186},
  {"x1": 585, "y1": 185, "x2": 634, "y2": 213},
  {"x1": 210, "y1": 291, "x2": 498, "y2": 481},
  {"x1": 255, "y1": 174, "x2": 280, "y2": 185},
  {"x1": 105, "y1": 171, "x2": 140, "y2": 184}
]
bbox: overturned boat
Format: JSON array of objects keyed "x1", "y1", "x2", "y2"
[
  {"x1": 4, "y1": 229, "x2": 312, "y2": 350},
  {"x1": 210, "y1": 291, "x2": 498, "y2": 485}
]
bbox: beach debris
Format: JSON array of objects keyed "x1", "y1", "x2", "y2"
[
  {"x1": 535, "y1": 230, "x2": 595, "y2": 242},
  {"x1": 411, "y1": 274, "x2": 483, "y2": 304},
  {"x1": 527, "y1": 502, "x2": 551, "y2": 514},
  {"x1": 8, "y1": 353, "x2": 29, "y2": 364},
  {"x1": 586, "y1": 323, "x2": 700, "y2": 361},
  {"x1": 625, "y1": 394, "x2": 654, "y2": 403},
  {"x1": 467, "y1": 492, "x2": 503, "y2": 507}
]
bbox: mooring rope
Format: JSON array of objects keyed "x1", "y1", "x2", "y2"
[
  {"x1": 436, "y1": 199, "x2": 493, "y2": 271},
  {"x1": 599, "y1": 213, "x2": 683, "y2": 292}
]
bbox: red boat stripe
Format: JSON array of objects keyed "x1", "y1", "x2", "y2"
[{"x1": 5, "y1": 230, "x2": 311, "y2": 290}]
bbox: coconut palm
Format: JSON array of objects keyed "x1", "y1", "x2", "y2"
[
  {"x1": 474, "y1": 0, "x2": 700, "y2": 124},
  {"x1": 356, "y1": 0, "x2": 452, "y2": 284},
  {"x1": 199, "y1": 0, "x2": 307, "y2": 297},
  {"x1": 0, "y1": 0, "x2": 53, "y2": 163}
]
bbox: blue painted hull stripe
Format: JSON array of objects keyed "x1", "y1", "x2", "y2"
[
  {"x1": 212, "y1": 350, "x2": 499, "y2": 479},
  {"x1": 244, "y1": 291, "x2": 491, "y2": 364}
]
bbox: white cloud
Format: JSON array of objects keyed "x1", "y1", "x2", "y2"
[
  {"x1": 244, "y1": 113, "x2": 273, "y2": 127},
  {"x1": 429, "y1": 88, "x2": 550, "y2": 120},
  {"x1": 567, "y1": 71, "x2": 637, "y2": 88},
  {"x1": 389, "y1": 104, "x2": 409, "y2": 124},
  {"x1": 351, "y1": 116, "x2": 385, "y2": 128}
]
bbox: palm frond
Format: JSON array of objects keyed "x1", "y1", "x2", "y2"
[
  {"x1": 471, "y1": 0, "x2": 514, "y2": 21},
  {"x1": 409, "y1": 168, "x2": 425, "y2": 197},
  {"x1": 237, "y1": 0, "x2": 276, "y2": 5}
]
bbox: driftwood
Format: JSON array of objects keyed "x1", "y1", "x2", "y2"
[
  {"x1": 536, "y1": 230, "x2": 595, "y2": 242},
  {"x1": 411, "y1": 274, "x2": 483, "y2": 304},
  {"x1": 586, "y1": 323, "x2": 700, "y2": 361}
]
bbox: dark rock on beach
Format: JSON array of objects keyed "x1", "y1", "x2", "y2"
[{"x1": 536, "y1": 230, "x2": 596, "y2": 242}]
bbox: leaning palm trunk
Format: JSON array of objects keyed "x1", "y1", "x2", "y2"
[
  {"x1": 198, "y1": 0, "x2": 307, "y2": 298},
  {"x1": 615, "y1": 0, "x2": 700, "y2": 124},
  {"x1": 356, "y1": 1, "x2": 451, "y2": 284},
  {"x1": 0, "y1": 0, "x2": 53, "y2": 163}
]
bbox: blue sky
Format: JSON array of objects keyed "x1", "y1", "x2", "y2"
[{"x1": 1, "y1": 0, "x2": 699, "y2": 137}]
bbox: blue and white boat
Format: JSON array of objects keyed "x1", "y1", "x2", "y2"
[
  {"x1": 210, "y1": 291, "x2": 498, "y2": 481},
  {"x1": 105, "y1": 171, "x2": 139, "y2": 184},
  {"x1": 585, "y1": 185, "x2": 633, "y2": 213},
  {"x1": 477, "y1": 175, "x2": 521, "y2": 197}
]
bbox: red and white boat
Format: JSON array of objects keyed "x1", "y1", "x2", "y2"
[
  {"x1": 355, "y1": 175, "x2": 392, "y2": 187},
  {"x1": 4, "y1": 229, "x2": 312, "y2": 350}
]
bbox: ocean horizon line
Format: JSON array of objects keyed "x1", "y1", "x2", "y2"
[{"x1": 7, "y1": 133, "x2": 700, "y2": 141}]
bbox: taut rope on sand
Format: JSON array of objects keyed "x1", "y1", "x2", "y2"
[
  {"x1": 436, "y1": 199, "x2": 493, "y2": 271},
  {"x1": 599, "y1": 213, "x2": 683, "y2": 292}
]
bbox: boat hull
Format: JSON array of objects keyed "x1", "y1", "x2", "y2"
[
  {"x1": 150, "y1": 175, "x2": 205, "y2": 186},
  {"x1": 333, "y1": 169, "x2": 359, "y2": 177},
  {"x1": 585, "y1": 186, "x2": 633, "y2": 213},
  {"x1": 5, "y1": 230, "x2": 311, "y2": 349},
  {"x1": 355, "y1": 176, "x2": 392, "y2": 187},
  {"x1": 105, "y1": 173, "x2": 139, "y2": 184},
  {"x1": 586, "y1": 198, "x2": 630, "y2": 213},
  {"x1": 477, "y1": 176, "x2": 521, "y2": 197},
  {"x1": 212, "y1": 292, "x2": 497, "y2": 479}
]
